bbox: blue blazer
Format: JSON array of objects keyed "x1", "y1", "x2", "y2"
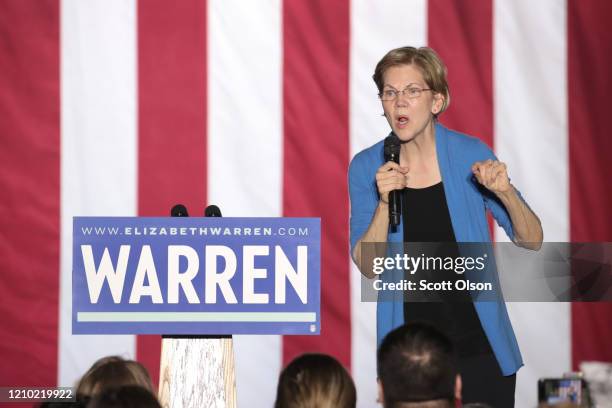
[{"x1": 348, "y1": 122, "x2": 524, "y2": 376}]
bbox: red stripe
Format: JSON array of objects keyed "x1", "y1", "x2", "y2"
[
  {"x1": 281, "y1": 0, "x2": 351, "y2": 368},
  {"x1": 0, "y1": 0, "x2": 60, "y2": 387},
  {"x1": 428, "y1": 0, "x2": 493, "y2": 147},
  {"x1": 428, "y1": 0, "x2": 495, "y2": 236},
  {"x1": 568, "y1": 0, "x2": 612, "y2": 369},
  {"x1": 137, "y1": 0, "x2": 207, "y2": 386}
]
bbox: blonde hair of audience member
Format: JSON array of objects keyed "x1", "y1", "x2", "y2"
[
  {"x1": 76, "y1": 355, "x2": 155, "y2": 399},
  {"x1": 274, "y1": 353, "x2": 356, "y2": 408}
]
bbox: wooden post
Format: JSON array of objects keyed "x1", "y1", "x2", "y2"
[{"x1": 158, "y1": 336, "x2": 236, "y2": 408}]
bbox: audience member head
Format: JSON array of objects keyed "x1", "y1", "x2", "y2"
[
  {"x1": 76, "y1": 355, "x2": 155, "y2": 401},
  {"x1": 274, "y1": 353, "x2": 356, "y2": 408},
  {"x1": 377, "y1": 323, "x2": 461, "y2": 408},
  {"x1": 88, "y1": 386, "x2": 161, "y2": 408}
]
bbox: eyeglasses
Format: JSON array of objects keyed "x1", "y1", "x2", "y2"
[{"x1": 379, "y1": 86, "x2": 432, "y2": 101}]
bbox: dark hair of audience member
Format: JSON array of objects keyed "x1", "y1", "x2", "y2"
[
  {"x1": 377, "y1": 322, "x2": 457, "y2": 407},
  {"x1": 37, "y1": 402, "x2": 87, "y2": 408},
  {"x1": 274, "y1": 353, "x2": 356, "y2": 408},
  {"x1": 76, "y1": 355, "x2": 155, "y2": 400},
  {"x1": 88, "y1": 386, "x2": 161, "y2": 408},
  {"x1": 385, "y1": 401, "x2": 454, "y2": 408}
]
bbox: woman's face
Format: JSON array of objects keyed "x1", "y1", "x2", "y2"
[{"x1": 381, "y1": 64, "x2": 443, "y2": 142}]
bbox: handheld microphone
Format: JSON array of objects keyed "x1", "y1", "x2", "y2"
[
  {"x1": 170, "y1": 204, "x2": 189, "y2": 217},
  {"x1": 383, "y1": 133, "x2": 401, "y2": 227},
  {"x1": 204, "y1": 205, "x2": 222, "y2": 217}
]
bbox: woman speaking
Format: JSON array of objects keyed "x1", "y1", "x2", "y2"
[{"x1": 349, "y1": 46, "x2": 543, "y2": 407}]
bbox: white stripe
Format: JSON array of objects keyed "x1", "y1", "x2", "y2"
[
  {"x1": 59, "y1": 0, "x2": 137, "y2": 387},
  {"x1": 494, "y1": 1, "x2": 570, "y2": 407},
  {"x1": 77, "y1": 312, "x2": 317, "y2": 323},
  {"x1": 350, "y1": 2, "x2": 428, "y2": 406},
  {"x1": 207, "y1": 1, "x2": 283, "y2": 406}
]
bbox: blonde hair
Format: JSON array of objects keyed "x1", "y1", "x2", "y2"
[
  {"x1": 76, "y1": 356, "x2": 155, "y2": 399},
  {"x1": 373, "y1": 46, "x2": 450, "y2": 117},
  {"x1": 275, "y1": 353, "x2": 356, "y2": 408}
]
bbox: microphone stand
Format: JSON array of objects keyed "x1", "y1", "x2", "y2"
[{"x1": 158, "y1": 205, "x2": 236, "y2": 408}]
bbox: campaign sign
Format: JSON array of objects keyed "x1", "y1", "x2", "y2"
[{"x1": 72, "y1": 217, "x2": 320, "y2": 335}]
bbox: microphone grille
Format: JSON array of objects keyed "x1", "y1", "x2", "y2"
[
  {"x1": 170, "y1": 204, "x2": 189, "y2": 217},
  {"x1": 205, "y1": 205, "x2": 222, "y2": 217},
  {"x1": 383, "y1": 133, "x2": 401, "y2": 162}
]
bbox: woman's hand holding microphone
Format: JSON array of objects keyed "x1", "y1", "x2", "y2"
[{"x1": 375, "y1": 162, "x2": 410, "y2": 204}]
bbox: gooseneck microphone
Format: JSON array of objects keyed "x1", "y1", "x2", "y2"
[
  {"x1": 170, "y1": 204, "x2": 189, "y2": 217},
  {"x1": 204, "y1": 204, "x2": 222, "y2": 217},
  {"x1": 383, "y1": 133, "x2": 401, "y2": 227}
]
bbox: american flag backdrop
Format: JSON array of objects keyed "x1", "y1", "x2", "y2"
[{"x1": 1, "y1": 0, "x2": 611, "y2": 407}]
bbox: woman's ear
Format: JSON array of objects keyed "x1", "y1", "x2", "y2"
[
  {"x1": 454, "y1": 374, "x2": 462, "y2": 401},
  {"x1": 432, "y1": 93, "x2": 444, "y2": 114}
]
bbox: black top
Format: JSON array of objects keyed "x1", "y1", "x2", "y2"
[{"x1": 402, "y1": 182, "x2": 492, "y2": 357}]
